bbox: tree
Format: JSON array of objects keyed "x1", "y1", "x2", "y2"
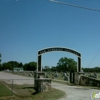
[
  {"x1": 23, "y1": 61, "x2": 37, "y2": 71},
  {"x1": 51, "y1": 66, "x2": 57, "y2": 72},
  {"x1": 43, "y1": 66, "x2": 50, "y2": 71},
  {"x1": 2, "y1": 62, "x2": 13, "y2": 70},
  {"x1": 18, "y1": 62, "x2": 23, "y2": 67},
  {"x1": 7, "y1": 61, "x2": 19, "y2": 68},
  {"x1": 0, "y1": 61, "x2": 24, "y2": 71},
  {"x1": 82, "y1": 67, "x2": 100, "y2": 72},
  {"x1": 0, "y1": 60, "x2": 37, "y2": 71},
  {"x1": 56, "y1": 57, "x2": 77, "y2": 72},
  {"x1": 67, "y1": 58, "x2": 77, "y2": 71},
  {"x1": 0, "y1": 64, "x2": 2, "y2": 71}
]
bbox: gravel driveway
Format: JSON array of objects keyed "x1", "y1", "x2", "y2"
[{"x1": 0, "y1": 72, "x2": 100, "y2": 100}]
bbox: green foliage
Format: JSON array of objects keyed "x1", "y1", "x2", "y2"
[
  {"x1": 1, "y1": 61, "x2": 23, "y2": 70},
  {"x1": 7, "y1": 61, "x2": 19, "y2": 68},
  {"x1": 0, "y1": 64, "x2": 2, "y2": 71},
  {"x1": 83, "y1": 67, "x2": 100, "y2": 72},
  {"x1": 0, "y1": 82, "x2": 12, "y2": 97},
  {"x1": 56, "y1": 57, "x2": 77, "y2": 72},
  {"x1": 43, "y1": 66, "x2": 51, "y2": 71},
  {"x1": 2, "y1": 62, "x2": 12, "y2": 70},
  {"x1": 51, "y1": 66, "x2": 57, "y2": 71},
  {"x1": 0, "y1": 61, "x2": 37, "y2": 71},
  {"x1": 23, "y1": 62, "x2": 37, "y2": 71}
]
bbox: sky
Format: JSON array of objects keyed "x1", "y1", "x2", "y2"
[{"x1": 0, "y1": 0, "x2": 100, "y2": 68}]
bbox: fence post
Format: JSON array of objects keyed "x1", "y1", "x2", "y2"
[{"x1": 12, "y1": 79, "x2": 13, "y2": 95}]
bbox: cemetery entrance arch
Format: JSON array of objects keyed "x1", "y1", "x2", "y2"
[{"x1": 37, "y1": 47, "x2": 81, "y2": 72}]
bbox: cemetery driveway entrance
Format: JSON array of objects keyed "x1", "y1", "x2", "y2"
[{"x1": 0, "y1": 72, "x2": 100, "y2": 100}]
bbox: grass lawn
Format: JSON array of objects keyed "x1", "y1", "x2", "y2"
[
  {"x1": 0, "y1": 82, "x2": 66, "y2": 100},
  {"x1": 0, "y1": 81, "x2": 12, "y2": 97},
  {"x1": 31, "y1": 88, "x2": 66, "y2": 100}
]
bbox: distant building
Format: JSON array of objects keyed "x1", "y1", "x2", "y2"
[{"x1": 13, "y1": 68, "x2": 23, "y2": 72}]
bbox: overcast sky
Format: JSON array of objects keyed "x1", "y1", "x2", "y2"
[{"x1": 0, "y1": 0, "x2": 100, "y2": 68}]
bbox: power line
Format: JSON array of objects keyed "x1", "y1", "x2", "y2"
[
  {"x1": 87, "y1": 47, "x2": 100, "y2": 68},
  {"x1": 48, "y1": 0, "x2": 100, "y2": 12},
  {"x1": 48, "y1": 0, "x2": 100, "y2": 68}
]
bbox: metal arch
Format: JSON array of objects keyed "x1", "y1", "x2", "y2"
[
  {"x1": 38, "y1": 47, "x2": 81, "y2": 57},
  {"x1": 37, "y1": 47, "x2": 81, "y2": 72}
]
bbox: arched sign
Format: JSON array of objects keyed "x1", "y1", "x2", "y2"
[
  {"x1": 37, "y1": 47, "x2": 81, "y2": 72},
  {"x1": 38, "y1": 47, "x2": 81, "y2": 57}
]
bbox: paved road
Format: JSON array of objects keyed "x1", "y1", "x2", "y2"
[
  {"x1": 0, "y1": 72, "x2": 100, "y2": 100},
  {"x1": 0, "y1": 72, "x2": 34, "y2": 85}
]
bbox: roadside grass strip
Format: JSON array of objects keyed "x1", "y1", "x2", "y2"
[
  {"x1": 0, "y1": 81, "x2": 12, "y2": 97},
  {"x1": 0, "y1": 80, "x2": 66, "y2": 100}
]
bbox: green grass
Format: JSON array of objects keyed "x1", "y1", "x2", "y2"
[
  {"x1": 31, "y1": 88, "x2": 65, "y2": 100},
  {"x1": 45, "y1": 72, "x2": 69, "y2": 81},
  {"x1": 0, "y1": 81, "x2": 12, "y2": 97},
  {"x1": 0, "y1": 82, "x2": 66, "y2": 100},
  {"x1": 7, "y1": 84, "x2": 35, "y2": 96}
]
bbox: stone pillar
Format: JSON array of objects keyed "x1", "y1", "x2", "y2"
[
  {"x1": 74, "y1": 72, "x2": 84, "y2": 85},
  {"x1": 77, "y1": 57, "x2": 81, "y2": 72},
  {"x1": 38, "y1": 55, "x2": 42, "y2": 71},
  {"x1": 34, "y1": 72, "x2": 52, "y2": 93}
]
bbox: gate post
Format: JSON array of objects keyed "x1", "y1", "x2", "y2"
[
  {"x1": 77, "y1": 57, "x2": 81, "y2": 72},
  {"x1": 70, "y1": 71, "x2": 75, "y2": 83},
  {"x1": 38, "y1": 55, "x2": 42, "y2": 71}
]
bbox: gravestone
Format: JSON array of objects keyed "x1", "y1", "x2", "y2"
[
  {"x1": 46, "y1": 75, "x2": 49, "y2": 78},
  {"x1": 62, "y1": 73, "x2": 66, "y2": 77},
  {"x1": 93, "y1": 73, "x2": 97, "y2": 78},
  {"x1": 54, "y1": 73, "x2": 58, "y2": 77},
  {"x1": 64, "y1": 75, "x2": 69, "y2": 81},
  {"x1": 29, "y1": 73, "x2": 32, "y2": 77},
  {"x1": 89, "y1": 73, "x2": 97, "y2": 78},
  {"x1": 52, "y1": 73, "x2": 54, "y2": 79},
  {"x1": 62, "y1": 72, "x2": 64, "y2": 77}
]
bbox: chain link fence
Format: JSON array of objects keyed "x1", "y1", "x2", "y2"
[{"x1": 0, "y1": 79, "x2": 34, "y2": 97}]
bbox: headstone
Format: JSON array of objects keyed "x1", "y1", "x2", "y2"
[
  {"x1": 44, "y1": 73, "x2": 46, "y2": 77},
  {"x1": 54, "y1": 73, "x2": 58, "y2": 77},
  {"x1": 63, "y1": 73, "x2": 66, "y2": 77},
  {"x1": 89, "y1": 73, "x2": 97, "y2": 78},
  {"x1": 48, "y1": 71, "x2": 51, "y2": 74},
  {"x1": 46, "y1": 75, "x2": 49, "y2": 78},
  {"x1": 29, "y1": 73, "x2": 32, "y2": 77},
  {"x1": 52, "y1": 76, "x2": 54, "y2": 79},
  {"x1": 64, "y1": 76, "x2": 69, "y2": 81},
  {"x1": 62, "y1": 72, "x2": 64, "y2": 77},
  {"x1": 93, "y1": 73, "x2": 97, "y2": 78},
  {"x1": 51, "y1": 73, "x2": 54, "y2": 79}
]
